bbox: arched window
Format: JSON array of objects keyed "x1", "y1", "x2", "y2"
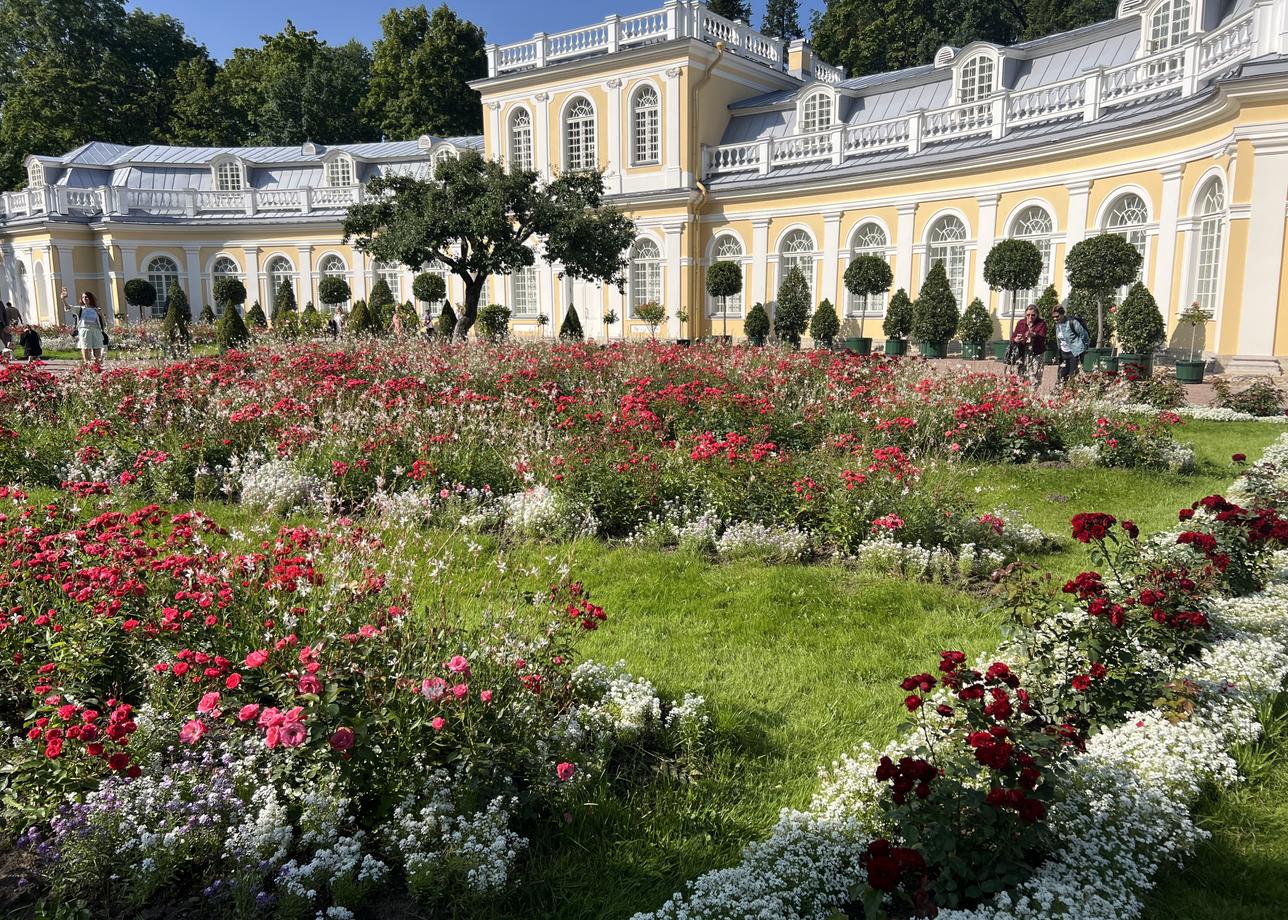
[
  {"x1": 628, "y1": 238, "x2": 663, "y2": 317},
  {"x1": 432, "y1": 147, "x2": 457, "y2": 171},
  {"x1": 779, "y1": 229, "x2": 816, "y2": 300},
  {"x1": 958, "y1": 54, "x2": 995, "y2": 105},
  {"x1": 418, "y1": 261, "x2": 450, "y2": 317},
  {"x1": 209, "y1": 256, "x2": 240, "y2": 316},
  {"x1": 800, "y1": 91, "x2": 833, "y2": 133},
  {"x1": 632, "y1": 85, "x2": 661, "y2": 166},
  {"x1": 147, "y1": 256, "x2": 181, "y2": 319},
  {"x1": 27, "y1": 161, "x2": 44, "y2": 189},
  {"x1": 565, "y1": 96, "x2": 597, "y2": 172},
  {"x1": 215, "y1": 161, "x2": 243, "y2": 192},
  {"x1": 1192, "y1": 178, "x2": 1226, "y2": 313},
  {"x1": 1148, "y1": 0, "x2": 1192, "y2": 53},
  {"x1": 1105, "y1": 193, "x2": 1149, "y2": 290},
  {"x1": 927, "y1": 215, "x2": 968, "y2": 307},
  {"x1": 847, "y1": 222, "x2": 888, "y2": 317},
  {"x1": 266, "y1": 256, "x2": 294, "y2": 309},
  {"x1": 326, "y1": 156, "x2": 354, "y2": 187},
  {"x1": 1007, "y1": 205, "x2": 1055, "y2": 315},
  {"x1": 509, "y1": 107, "x2": 533, "y2": 170},
  {"x1": 708, "y1": 235, "x2": 745, "y2": 317},
  {"x1": 374, "y1": 261, "x2": 402, "y2": 301},
  {"x1": 511, "y1": 263, "x2": 538, "y2": 317}
]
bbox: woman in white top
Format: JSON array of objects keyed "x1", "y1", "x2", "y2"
[{"x1": 61, "y1": 287, "x2": 106, "y2": 364}]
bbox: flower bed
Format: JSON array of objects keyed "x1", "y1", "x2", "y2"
[{"x1": 631, "y1": 434, "x2": 1288, "y2": 920}]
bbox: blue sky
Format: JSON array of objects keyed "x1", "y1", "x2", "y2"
[{"x1": 130, "y1": 0, "x2": 825, "y2": 61}]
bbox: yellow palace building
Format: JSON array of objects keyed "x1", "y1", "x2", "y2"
[{"x1": 2, "y1": 0, "x2": 1288, "y2": 370}]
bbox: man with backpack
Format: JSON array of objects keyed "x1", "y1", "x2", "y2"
[{"x1": 1053, "y1": 304, "x2": 1090, "y2": 387}]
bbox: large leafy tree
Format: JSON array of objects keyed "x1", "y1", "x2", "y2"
[
  {"x1": 164, "y1": 57, "x2": 237, "y2": 146},
  {"x1": 762, "y1": 0, "x2": 804, "y2": 40},
  {"x1": 343, "y1": 151, "x2": 637, "y2": 337},
  {"x1": 364, "y1": 5, "x2": 487, "y2": 140},
  {"x1": 707, "y1": 0, "x2": 754, "y2": 21}
]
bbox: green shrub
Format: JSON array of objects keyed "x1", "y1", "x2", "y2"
[
  {"x1": 1064, "y1": 233, "x2": 1142, "y2": 347},
  {"x1": 705, "y1": 260, "x2": 742, "y2": 308},
  {"x1": 213, "y1": 277, "x2": 247, "y2": 315},
  {"x1": 773, "y1": 267, "x2": 811, "y2": 347},
  {"x1": 346, "y1": 299, "x2": 376, "y2": 335},
  {"x1": 245, "y1": 301, "x2": 267, "y2": 329},
  {"x1": 744, "y1": 302, "x2": 770, "y2": 341},
  {"x1": 301, "y1": 301, "x2": 323, "y2": 334},
  {"x1": 477, "y1": 303, "x2": 511, "y2": 340},
  {"x1": 983, "y1": 239, "x2": 1043, "y2": 312},
  {"x1": 635, "y1": 302, "x2": 666, "y2": 339},
  {"x1": 271, "y1": 279, "x2": 297, "y2": 328},
  {"x1": 1067, "y1": 288, "x2": 1113, "y2": 348},
  {"x1": 1033, "y1": 285, "x2": 1059, "y2": 330},
  {"x1": 161, "y1": 287, "x2": 191, "y2": 347},
  {"x1": 958, "y1": 297, "x2": 992, "y2": 344},
  {"x1": 368, "y1": 278, "x2": 396, "y2": 331},
  {"x1": 413, "y1": 272, "x2": 446, "y2": 305},
  {"x1": 214, "y1": 304, "x2": 250, "y2": 351},
  {"x1": 809, "y1": 298, "x2": 840, "y2": 347},
  {"x1": 437, "y1": 303, "x2": 458, "y2": 338},
  {"x1": 911, "y1": 262, "x2": 959, "y2": 344},
  {"x1": 1213, "y1": 378, "x2": 1286, "y2": 417},
  {"x1": 317, "y1": 275, "x2": 351, "y2": 310},
  {"x1": 397, "y1": 300, "x2": 420, "y2": 332},
  {"x1": 124, "y1": 278, "x2": 156, "y2": 321},
  {"x1": 197, "y1": 302, "x2": 215, "y2": 325},
  {"x1": 1116, "y1": 282, "x2": 1165, "y2": 354},
  {"x1": 560, "y1": 305, "x2": 584, "y2": 341},
  {"x1": 883, "y1": 288, "x2": 912, "y2": 340}
]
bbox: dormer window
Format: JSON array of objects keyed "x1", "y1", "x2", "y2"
[
  {"x1": 1147, "y1": 0, "x2": 1192, "y2": 53},
  {"x1": 326, "y1": 155, "x2": 355, "y2": 187},
  {"x1": 213, "y1": 159, "x2": 243, "y2": 192},
  {"x1": 27, "y1": 161, "x2": 44, "y2": 189},
  {"x1": 432, "y1": 147, "x2": 458, "y2": 167},
  {"x1": 957, "y1": 54, "x2": 995, "y2": 104},
  {"x1": 799, "y1": 91, "x2": 833, "y2": 133}
]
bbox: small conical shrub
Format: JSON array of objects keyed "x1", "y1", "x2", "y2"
[
  {"x1": 215, "y1": 304, "x2": 250, "y2": 351},
  {"x1": 245, "y1": 301, "x2": 268, "y2": 329},
  {"x1": 809, "y1": 298, "x2": 839, "y2": 347},
  {"x1": 1116, "y1": 282, "x2": 1165, "y2": 354},
  {"x1": 369, "y1": 278, "x2": 396, "y2": 331},
  {"x1": 301, "y1": 301, "x2": 322, "y2": 334},
  {"x1": 197, "y1": 302, "x2": 215, "y2": 325},
  {"x1": 161, "y1": 287, "x2": 192, "y2": 347},
  {"x1": 436, "y1": 303, "x2": 458, "y2": 338},
  {"x1": 958, "y1": 297, "x2": 993, "y2": 344},
  {"x1": 773, "y1": 268, "x2": 811, "y2": 347},
  {"x1": 346, "y1": 299, "x2": 376, "y2": 335},
  {"x1": 911, "y1": 262, "x2": 959, "y2": 345},
  {"x1": 1033, "y1": 284, "x2": 1059, "y2": 330},
  {"x1": 397, "y1": 300, "x2": 420, "y2": 332},
  {"x1": 883, "y1": 289, "x2": 913, "y2": 340},
  {"x1": 744, "y1": 302, "x2": 770, "y2": 342},
  {"x1": 271, "y1": 280, "x2": 297, "y2": 332},
  {"x1": 559, "y1": 305, "x2": 584, "y2": 341}
]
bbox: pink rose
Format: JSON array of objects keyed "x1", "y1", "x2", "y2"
[
  {"x1": 447, "y1": 655, "x2": 471, "y2": 675},
  {"x1": 278, "y1": 721, "x2": 307, "y2": 748},
  {"x1": 297, "y1": 674, "x2": 321, "y2": 695},
  {"x1": 244, "y1": 650, "x2": 269, "y2": 668},
  {"x1": 257, "y1": 706, "x2": 283, "y2": 728},
  {"x1": 179, "y1": 719, "x2": 206, "y2": 745},
  {"x1": 421, "y1": 677, "x2": 446, "y2": 700},
  {"x1": 480, "y1": 690, "x2": 493, "y2": 703},
  {"x1": 282, "y1": 706, "x2": 304, "y2": 723},
  {"x1": 329, "y1": 727, "x2": 355, "y2": 751},
  {"x1": 265, "y1": 726, "x2": 281, "y2": 748},
  {"x1": 431, "y1": 716, "x2": 445, "y2": 731},
  {"x1": 197, "y1": 691, "x2": 221, "y2": 714},
  {"x1": 238, "y1": 704, "x2": 261, "y2": 722},
  {"x1": 225, "y1": 673, "x2": 241, "y2": 690},
  {"x1": 556, "y1": 761, "x2": 576, "y2": 782},
  {"x1": 452, "y1": 683, "x2": 468, "y2": 700}
]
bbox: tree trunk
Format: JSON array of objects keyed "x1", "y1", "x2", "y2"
[
  {"x1": 1096, "y1": 294, "x2": 1106, "y2": 349},
  {"x1": 456, "y1": 275, "x2": 487, "y2": 340}
]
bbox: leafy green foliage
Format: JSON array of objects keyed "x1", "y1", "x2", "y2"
[
  {"x1": 301, "y1": 301, "x2": 323, "y2": 334},
  {"x1": 809, "y1": 298, "x2": 840, "y2": 347},
  {"x1": 761, "y1": 0, "x2": 803, "y2": 39},
  {"x1": 412, "y1": 272, "x2": 446, "y2": 305},
  {"x1": 883, "y1": 288, "x2": 914, "y2": 340},
  {"x1": 368, "y1": 277, "x2": 396, "y2": 331},
  {"x1": 706, "y1": 0, "x2": 753, "y2": 20},
  {"x1": 1213, "y1": 378, "x2": 1286, "y2": 417},
  {"x1": 705, "y1": 261, "x2": 743, "y2": 303},
  {"x1": 214, "y1": 303, "x2": 250, "y2": 350},
  {"x1": 635, "y1": 302, "x2": 667, "y2": 338},
  {"x1": 560, "y1": 305, "x2": 585, "y2": 341},
  {"x1": 477, "y1": 303, "x2": 511, "y2": 341},
  {"x1": 1066, "y1": 288, "x2": 1113, "y2": 347},
  {"x1": 958, "y1": 297, "x2": 993, "y2": 344},
  {"x1": 774, "y1": 267, "x2": 811, "y2": 347},
  {"x1": 1178, "y1": 300, "x2": 1213, "y2": 361},
  {"x1": 844, "y1": 254, "x2": 894, "y2": 300},
  {"x1": 346, "y1": 298, "x2": 376, "y2": 335},
  {"x1": 271, "y1": 278, "x2": 297, "y2": 326},
  {"x1": 397, "y1": 300, "x2": 420, "y2": 332},
  {"x1": 912, "y1": 263, "x2": 959, "y2": 344},
  {"x1": 1065, "y1": 233, "x2": 1142, "y2": 347},
  {"x1": 1116, "y1": 282, "x2": 1165, "y2": 354},
  {"x1": 245, "y1": 301, "x2": 267, "y2": 329},
  {"x1": 744, "y1": 302, "x2": 770, "y2": 341},
  {"x1": 197, "y1": 302, "x2": 215, "y2": 325},
  {"x1": 124, "y1": 278, "x2": 157, "y2": 317},
  {"x1": 436, "y1": 302, "x2": 458, "y2": 338},
  {"x1": 1033, "y1": 284, "x2": 1060, "y2": 329},
  {"x1": 163, "y1": 56, "x2": 234, "y2": 146},
  {"x1": 342, "y1": 152, "x2": 636, "y2": 337},
  {"x1": 160, "y1": 285, "x2": 191, "y2": 346},
  {"x1": 984, "y1": 239, "x2": 1043, "y2": 296},
  {"x1": 317, "y1": 275, "x2": 351, "y2": 308},
  {"x1": 212, "y1": 277, "x2": 246, "y2": 313}
]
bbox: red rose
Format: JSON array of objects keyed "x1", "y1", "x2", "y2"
[
  {"x1": 329, "y1": 727, "x2": 355, "y2": 751},
  {"x1": 107, "y1": 752, "x2": 130, "y2": 771}
]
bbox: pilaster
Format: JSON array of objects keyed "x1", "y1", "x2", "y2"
[
  {"x1": 821, "y1": 211, "x2": 843, "y2": 312},
  {"x1": 183, "y1": 246, "x2": 204, "y2": 319},
  {"x1": 1152, "y1": 166, "x2": 1185, "y2": 326},
  {"x1": 974, "y1": 193, "x2": 999, "y2": 310},
  {"x1": 751, "y1": 218, "x2": 771, "y2": 309},
  {"x1": 1236, "y1": 139, "x2": 1288, "y2": 356},
  {"x1": 664, "y1": 223, "x2": 684, "y2": 338},
  {"x1": 894, "y1": 203, "x2": 917, "y2": 295}
]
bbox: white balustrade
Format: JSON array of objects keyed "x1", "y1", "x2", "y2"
[
  {"x1": 196, "y1": 190, "x2": 249, "y2": 212},
  {"x1": 1197, "y1": 11, "x2": 1256, "y2": 77},
  {"x1": 922, "y1": 101, "x2": 993, "y2": 144},
  {"x1": 769, "y1": 130, "x2": 833, "y2": 166},
  {"x1": 844, "y1": 117, "x2": 910, "y2": 154},
  {"x1": 812, "y1": 59, "x2": 846, "y2": 85},
  {"x1": 1006, "y1": 78, "x2": 1086, "y2": 128},
  {"x1": 1099, "y1": 47, "x2": 1187, "y2": 107}
]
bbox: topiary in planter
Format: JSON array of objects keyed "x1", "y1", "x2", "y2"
[
  {"x1": 477, "y1": 303, "x2": 511, "y2": 341},
  {"x1": 245, "y1": 301, "x2": 268, "y2": 329},
  {"x1": 437, "y1": 303, "x2": 458, "y2": 339},
  {"x1": 560, "y1": 305, "x2": 584, "y2": 341},
  {"x1": 744, "y1": 302, "x2": 770, "y2": 344},
  {"x1": 346, "y1": 299, "x2": 376, "y2": 335},
  {"x1": 883, "y1": 288, "x2": 913, "y2": 342},
  {"x1": 1064, "y1": 233, "x2": 1142, "y2": 348},
  {"x1": 368, "y1": 278, "x2": 396, "y2": 331},
  {"x1": 774, "y1": 267, "x2": 811, "y2": 347},
  {"x1": 161, "y1": 286, "x2": 192, "y2": 348},
  {"x1": 706, "y1": 260, "x2": 742, "y2": 339},
  {"x1": 984, "y1": 238, "x2": 1043, "y2": 339},
  {"x1": 124, "y1": 278, "x2": 156, "y2": 323},
  {"x1": 911, "y1": 262, "x2": 959, "y2": 349},
  {"x1": 214, "y1": 303, "x2": 250, "y2": 351},
  {"x1": 413, "y1": 272, "x2": 447, "y2": 306},
  {"x1": 1116, "y1": 282, "x2": 1165, "y2": 355},
  {"x1": 317, "y1": 276, "x2": 351, "y2": 312},
  {"x1": 809, "y1": 298, "x2": 840, "y2": 348},
  {"x1": 958, "y1": 297, "x2": 992, "y2": 346},
  {"x1": 844, "y1": 254, "x2": 893, "y2": 341}
]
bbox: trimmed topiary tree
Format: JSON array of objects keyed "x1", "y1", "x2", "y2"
[
  {"x1": 1067, "y1": 288, "x2": 1113, "y2": 348},
  {"x1": 706, "y1": 260, "x2": 743, "y2": 340},
  {"x1": 197, "y1": 302, "x2": 215, "y2": 325},
  {"x1": 301, "y1": 301, "x2": 323, "y2": 334},
  {"x1": 883, "y1": 288, "x2": 913, "y2": 341},
  {"x1": 1064, "y1": 233, "x2": 1142, "y2": 348},
  {"x1": 1116, "y1": 282, "x2": 1165, "y2": 355},
  {"x1": 774, "y1": 267, "x2": 811, "y2": 347},
  {"x1": 844, "y1": 254, "x2": 893, "y2": 341},
  {"x1": 911, "y1": 262, "x2": 959, "y2": 351},
  {"x1": 413, "y1": 272, "x2": 446, "y2": 308},
  {"x1": 397, "y1": 300, "x2": 420, "y2": 333},
  {"x1": 958, "y1": 297, "x2": 992, "y2": 346},
  {"x1": 635, "y1": 302, "x2": 667, "y2": 339},
  {"x1": 317, "y1": 276, "x2": 351, "y2": 313},
  {"x1": 477, "y1": 304, "x2": 511, "y2": 341},
  {"x1": 271, "y1": 279, "x2": 297, "y2": 327},
  {"x1": 744, "y1": 302, "x2": 770, "y2": 345},
  {"x1": 560, "y1": 305, "x2": 584, "y2": 341},
  {"x1": 984, "y1": 238, "x2": 1044, "y2": 340},
  {"x1": 213, "y1": 277, "x2": 247, "y2": 318},
  {"x1": 214, "y1": 302, "x2": 250, "y2": 351},
  {"x1": 1033, "y1": 284, "x2": 1060, "y2": 331},
  {"x1": 124, "y1": 278, "x2": 156, "y2": 324},
  {"x1": 436, "y1": 303, "x2": 458, "y2": 338},
  {"x1": 809, "y1": 298, "x2": 840, "y2": 348},
  {"x1": 368, "y1": 278, "x2": 396, "y2": 331},
  {"x1": 161, "y1": 286, "x2": 192, "y2": 350},
  {"x1": 346, "y1": 299, "x2": 376, "y2": 335},
  {"x1": 245, "y1": 301, "x2": 268, "y2": 329}
]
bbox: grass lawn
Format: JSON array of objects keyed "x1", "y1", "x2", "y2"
[{"x1": 37, "y1": 344, "x2": 220, "y2": 361}]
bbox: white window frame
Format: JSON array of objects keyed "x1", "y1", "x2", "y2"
[
  {"x1": 564, "y1": 96, "x2": 597, "y2": 173},
  {"x1": 778, "y1": 228, "x2": 817, "y2": 302},
  {"x1": 628, "y1": 237, "x2": 663, "y2": 318},
  {"x1": 418, "y1": 261, "x2": 450, "y2": 317},
  {"x1": 1146, "y1": 0, "x2": 1193, "y2": 54},
  {"x1": 374, "y1": 261, "x2": 402, "y2": 301},
  {"x1": 146, "y1": 255, "x2": 181, "y2": 319},
  {"x1": 509, "y1": 106, "x2": 533, "y2": 170},
  {"x1": 1189, "y1": 177, "x2": 1226, "y2": 316},
  {"x1": 956, "y1": 53, "x2": 996, "y2": 105},
  {"x1": 926, "y1": 214, "x2": 969, "y2": 307},
  {"x1": 798, "y1": 90, "x2": 834, "y2": 134},
  {"x1": 318, "y1": 255, "x2": 349, "y2": 313},
  {"x1": 326, "y1": 155, "x2": 355, "y2": 188},
  {"x1": 631, "y1": 84, "x2": 661, "y2": 166},
  {"x1": 212, "y1": 159, "x2": 244, "y2": 192},
  {"x1": 208, "y1": 255, "x2": 241, "y2": 316},
  {"x1": 511, "y1": 263, "x2": 538, "y2": 317},
  {"x1": 1005, "y1": 204, "x2": 1055, "y2": 316},
  {"x1": 707, "y1": 234, "x2": 746, "y2": 318},
  {"x1": 1102, "y1": 191, "x2": 1151, "y2": 295},
  {"x1": 846, "y1": 222, "x2": 889, "y2": 318},
  {"x1": 26, "y1": 160, "x2": 45, "y2": 189},
  {"x1": 266, "y1": 255, "x2": 295, "y2": 309}
]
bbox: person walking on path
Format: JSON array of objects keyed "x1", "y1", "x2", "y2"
[
  {"x1": 1010, "y1": 304, "x2": 1047, "y2": 387},
  {"x1": 0, "y1": 301, "x2": 19, "y2": 352},
  {"x1": 17, "y1": 325, "x2": 42, "y2": 360},
  {"x1": 1053, "y1": 304, "x2": 1090, "y2": 388},
  {"x1": 62, "y1": 288, "x2": 106, "y2": 365}
]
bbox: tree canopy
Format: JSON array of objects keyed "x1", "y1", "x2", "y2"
[
  {"x1": 762, "y1": 0, "x2": 804, "y2": 40},
  {"x1": 707, "y1": 0, "x2": 754, "y2": 21},
  {"x1": 342, "y1": 151, "x2": 636, "y2": 336}
]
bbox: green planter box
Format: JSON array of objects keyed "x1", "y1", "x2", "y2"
[
  {"x1": 919, "y1": 341, "x2": 948, "y2": 359},
  {"x1": 1082, "y1": 347, "x2": 1117, "y2": 372},
  {"x1": 961, "y1": 341, "x2": 986, "y2": 360},
  {"x1": 844, "y1": 336, "x2": 873, "y2": 356},
  {"x1": 885, "y1": 339, "x2": 908, "y2": 356},
  {"x1": 1118, "y1": 353, "x2": 1154, "y2": 379},
  {"x1": 1175, "y1": 359, "x2": 1206, "y2": 383},
  {"x1": 991, "y1": 340, "x2": 1009, "y2": 360},
  {"x1": 747, "y1": 334, "x2": 766, "y2": 347},
  {"x1": 1044, "y1": 346, "x2": 1058, "y2": 366}
]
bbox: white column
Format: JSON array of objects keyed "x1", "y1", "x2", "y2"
[
  {"x1": 1236, "y1": 141, "x2": 1288, "y2": 356},
  {"x1": 974, "y1": 194, "x2": 999, "y2": 309},
  {"x1": 120, "y1": 247, "x2": 138, "y2": 323},
  {"x1": 352, "y1": 251, "x2": 369, "y2": 301},
  {"x1": 242, "y1": 246, "x2": 261, "y2": 310},
  {"x1": 100, "y1": 246, "x2": 121, "y2": 321},
  {"x1": 183, "y1": 246, "x2": 203, "y2": 319},
  {"x1": 606, "y1": 79, "x2": 624, "y2": 195},
  {"x1": 54, "y1": 243, "x2": 76, "y2": 300},
  {"x1": 1065, "y1": 180, "x2": 1092, "y2": 249},
  {"x1": 664, "y1": 223, "x2": 684, "y2": 338},
  {"x1": 1150, "y1": 166, "x2": 1185, "y2": 325},
  {"x1": 821, "y1": 211, "x2": 843, "y2": 310},
  {"x1": 750, "y1": 218, "x2": 770, "y2": 308},
  {"x1": 487, "y1": 101, "x2": 502, "y2": 159},
  {"x1": 665, "y1": 66, "x2": 684, "y2": 187},
  {"x1": 894, "y1": 203, "x2": 917, "y2": 294},
  {"x1": 536, "y1": 93, "x2": 552, "y2": 181},
  {"x1": 537, "y1": 257, "x2": 556, "y2": 334},
  {"x1": 298, "y1": 245, "x2": 314, "y2": 307}
]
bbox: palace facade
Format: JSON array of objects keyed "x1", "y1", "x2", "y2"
[{"x1": 2, "y1": 0, "x2": 1288, "y2": 368}]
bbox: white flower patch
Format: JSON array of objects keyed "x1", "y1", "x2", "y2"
[
  {"x1": 235, "y1": 456, "x2": 328, "y2": 515},
  {"x1": 716, "y1": 521, "x2": 810, "y2": 563},
  {"x1": 852, "y1": 535, "x2": 1003, "y2": 584},
  {"x1": 494, "y1": 484, "x2": 598, "y2": 539}
]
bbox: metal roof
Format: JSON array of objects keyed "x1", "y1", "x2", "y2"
[{"x1": 53, "y1": 136, "x2": 483, "y2": 169}]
